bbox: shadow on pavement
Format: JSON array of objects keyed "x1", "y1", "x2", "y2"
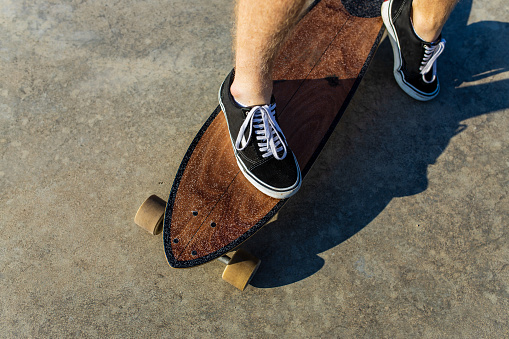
[{"x1": 248, "y1": 0, "x2": 509, "y2": 288}]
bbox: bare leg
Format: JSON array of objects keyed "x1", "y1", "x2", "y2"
[
  {"x1": 230, "y1": 0, "x2": 306, "y2": 107},
  {"x1": 412, "y1": 0, "x2": 460, "y2": 42}
]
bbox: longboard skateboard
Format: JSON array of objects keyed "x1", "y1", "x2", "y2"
[{"x1": 135, "y1": 0, "x2": 385, "y2": 290}]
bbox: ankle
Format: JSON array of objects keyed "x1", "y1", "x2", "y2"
[
  {"x1": 411, "y1": 6, "x2": 444, "y2": 42},
  {"x1": 411, "y1": 16, "x2": 442, "y2": 42},
  {"x1": 230, "y1": 78, "x2": 272, "y2": 107}
]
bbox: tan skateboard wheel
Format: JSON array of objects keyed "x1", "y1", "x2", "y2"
[
  {"x1": 134, "y1": 195, "x2": 166, "y2": 235},
  {"x1": 221, "y1": 248, "x2": 261, "y2": 291},
  {"x1": 267, "y1": 212, "x2": 279, "y2": 225}
]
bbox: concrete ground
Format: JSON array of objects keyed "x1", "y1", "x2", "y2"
[{"x1": 1, "y1": 0, "x2": 508, "y2": 337}]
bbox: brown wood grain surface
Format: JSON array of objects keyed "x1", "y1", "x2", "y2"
[{"x1": 168, "y1": 0, "x2": 383, "y2": 263}]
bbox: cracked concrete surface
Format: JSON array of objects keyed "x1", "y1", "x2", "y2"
[{"x1": 1, "y1": 0, "x2": 508, "y2": 337}]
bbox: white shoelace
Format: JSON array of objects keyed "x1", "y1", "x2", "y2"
[
  {"x1": 235, "y1": 103, "x2": 287, "y2": 160},
  {"x1": 419, "y1": 38, "x2": 446, "y2": 84}
]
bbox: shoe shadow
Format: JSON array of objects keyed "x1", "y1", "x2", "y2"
[{"x1": 247, "y1": 0, "x2": 509, "y2": 288}]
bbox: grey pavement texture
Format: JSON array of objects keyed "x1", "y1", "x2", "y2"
[{"x1": 1, "y1": 0, "x2": 508, "y2": 337}]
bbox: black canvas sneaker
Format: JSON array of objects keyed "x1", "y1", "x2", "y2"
[
  {"x1": 219, "y1": 69, "x2": 301, "y2": 199},
  {"x1": 382, "y1": 0, "x2": 446, "y2": 101}
]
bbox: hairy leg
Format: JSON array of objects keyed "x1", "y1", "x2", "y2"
[
  {"x1": 230, "y1": 0, "x2": 306, "y2": 106},
  {"x1": 412, "y1": 0, "x2": 460, "y2": 42}
]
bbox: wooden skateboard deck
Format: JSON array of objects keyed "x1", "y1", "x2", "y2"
[{"x1": 163, "y1": 0, "x2": 385, "y2": 269}]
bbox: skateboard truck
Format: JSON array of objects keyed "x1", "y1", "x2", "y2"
[{"x1": 134, "y1": 195, "x2": 261, "y2": 291}]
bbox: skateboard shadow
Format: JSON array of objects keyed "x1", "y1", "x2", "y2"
[{"x1": 247, "y1": 0, "x2": 509, "y2": 288}]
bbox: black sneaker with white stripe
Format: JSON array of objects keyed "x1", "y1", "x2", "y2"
[
  {"x1": 219, "y1": 69, "x2": 301, "y2": 199},
  {"x1": 382, "y1": 0, "x2": 446, "y2": 101}
]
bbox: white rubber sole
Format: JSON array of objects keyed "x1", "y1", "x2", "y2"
[
  {"x1": 381, "y1": 0, "x2": 439, "y2": 101},
  {"x1": 218, "y1": 82, "x2": 302, "y2": 199}
]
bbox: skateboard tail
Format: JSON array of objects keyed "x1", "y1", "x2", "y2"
[{"x1": 164, "y1": 189, "x2": 284, "y2": 268}]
